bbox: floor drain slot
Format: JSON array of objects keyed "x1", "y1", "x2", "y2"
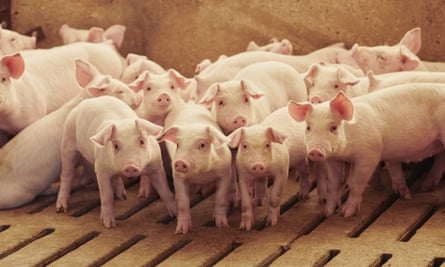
[
  {"x1": 142, "y1": 238, "x2": 191, "y2": 267},
  {"x1": 116, "y1": 194, "x2": 159, "y2": 220},
  {"x1": 90, "y1": 234, "x2": 147, "y2": 266},
  {"x1": 257, "y1": 245, "x2": 290, "y2": 267},
  {"x1": 35, "y1": 231, "x2": 100, "y2": 267},
  {"x1": 70, "y1": 199, "x2": 101, "y2": 217},
  {"x1": 0, "y1": 225, "x2": 10, "y2": 232},
  {"x1": 399, "y1": 204, "x2": 437, "y2": 242},
  {"x1": 369, "y1": 253, "x2": 392, "y2": 267},
  {"x1": 313, "y1": 249, "x2": 340, "y2": 267},
  {"x1": 429, "y1": 257, "x2": 445, "y2": 267},
  {"x1": 0, "y1": 228, "x2": 54, "y2": 260},
  {"x1": 202, "y1": 241, "x2": 242, "y2": 266}
]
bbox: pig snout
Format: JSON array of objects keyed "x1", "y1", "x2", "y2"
[
  {"x1": 310, "y1": 95, "x2": 324, "y2": 104},
  {"x1": 232, "y1": 115, "x2": 247, "y2": 128},
  {"x1": 174, "y1": 159, "x2": 190, "y2": 173},
  {"x1": 123, "y1": 163, "x2": 142, "y2": 177},
  {"x1": 157, "y1": 93, "x2": 171, "y2": 107},
  {"x1": 307, "y1": 148, "x2": 326, "y2": 161},
  {"x1": 250, "y1": 162, "x2": 267, "y2": 174}
]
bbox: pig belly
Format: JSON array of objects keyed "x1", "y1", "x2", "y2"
[{"x1": 381, "y1": 140, "x2": 443, "y2": 163}]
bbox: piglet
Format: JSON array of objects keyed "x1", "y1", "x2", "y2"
[
  {"x1": 0, "y1": 59, "x2": 140, "y2": 209},
  {"x1": 59, "y1": 24, "x2": 126, "y2": 49},
  {"x1": 246, "y1": 38, "x2": 293, "y2": 55},
  {"x1": 289, "y1": 84, "x2": 445, "y2": 217},
  {"x1": 0, "y1": 26, "x2": 36, "y2": 55},
  {"x1": 351, "y1": 27, "x2": 426, "y2": 74},
  {"x1": 199, "y1": 61, "x2": 307, "y2": 134},
  {"x1": 56, "y1": 96, "x2": 176, "y2": 228},
  {"x1": 159, "y1": 101, "x2": 232, "y2": 234}
]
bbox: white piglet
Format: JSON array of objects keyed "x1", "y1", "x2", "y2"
[
  {"x1": 288, "y1": 84, "x2": 445, "y2": 217},
  {"x1": 0, "y1": 26, "x2": 36, "y2": 55},
  {"x1": 159, "y1": 101, "x2": 233, "y2": 234},
  {"x1": 56, "y1": 96, "x2": 176, "y2": 228},
  {"x1": 199, "y1": 61, "x2": 307, "y2": 134}
]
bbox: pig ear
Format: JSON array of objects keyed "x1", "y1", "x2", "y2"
[
  {"x1": 135, "y1": 119, "x2": 163, "y2": 136},
  {"x1": 241, "y1": 80, "x2": 264, "y2": 99},
  {"x1": 168, "y1": 69, "x2": 191, "y2": 90},
  {"x1": 75, "y1": 59, "x2": 101, "y2": 88},
  {"x1": 126, "y1": 53, "x2": 147, "y2": 65},
  {"x1": 90, "y1": 124, "x2": 116, "y2": 147},
  {"x1": 399, "y1": 46, "x2": 421, "y2": 71},
  {"x1": 350, "y1": 43, "x2": 360, "y2": 57},
  {"x1": 337, "y1": 67, "x2": 360, "y2": 86},
  {"x1": 128, "y1": 71, "x2": 149, "y2": 92},
  {"x1": 1, "y1": 53, "x2": 25, "y2": 79},
  {"x1": 157, "y1": 127, "x2": 178, "y2": 144},
  {"x1": 366, "y1": 71, "x2": 380, "y2": 92},
  {"x1": 87, "y1": 27, "x2": 105, "y2": 43},
  {"x1": 87, "y1": 76, "x2": 112, "y2": 97},
  {"x1": 246, "y1": 41, "x2": 259, "y2": 51},
  {"x1": 400, "y1": 27, "x2": 421, "y2": 54},
  {"x1": 329, "y1": 91, "x2": 354, "y2": 121},
  {"x1": 226, "y1": 128, "x2": 244, "y2": 148},
  {"x1": 198, "y1": 83, "x2": 219, "y2": 105},
  {"x1": 266, "y1": 127, "x2": 287, "y2": 144},
  {"x1": 303, "y1": 63, "x2": 320, "y2": 89},
  {"x1": 206, "y1": 126, "x2": 229, "y2": 146},
  {"x1": 104, "y1": 24, "x2": 126, "y2": 50},
  {"x1": 288, "y1": 100, "x2": 313, "y2": 122}
]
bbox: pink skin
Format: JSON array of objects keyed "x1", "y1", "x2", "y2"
[
  {"x1": 0, "y1": 58, "x2": 140, "y2": 209},
  {"x1": 199, "y1": 61, "x2": 307, "y2": 135},
  {"x1": 246, "y1": 38, "x2": 293, "y2": 55},
  {"x1": 289, "y1": 85, "x2": 445, "y2": 217},
  {"x1": 227, "y1": 125, "x2": 288, "y2": 231},
  {"x1": 59, "y1": 24, "x2": 126, "y2": 49},
  {"x1": 160, "y1": 101, "x2": 233, "y2": 234},
  {"x1": 0, "y1": 26, "x2": 36, "y2": 55},
  {"x1": 120, "y1": 53, "x2": 166, "y2": 83},
  {"x1": 351, "y1": 27, "x2": 426, "y2": 74},
  {"x1": 129, "y1": 69, "x2": 191, "y2": 126},
  {"x1": 57, "y1": 96, "x2": 176, "y2": 228},
  {"x1": 194, "y1": 44, "x2": 356, "y2": 99}
]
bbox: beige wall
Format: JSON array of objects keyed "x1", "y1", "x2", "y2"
[{"x1": 10, "y1": 0, "x2": 445, "y2": 77}]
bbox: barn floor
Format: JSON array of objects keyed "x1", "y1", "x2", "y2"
[{"x1": 1, "y1": 159, "x2": 445, "y2": 267}]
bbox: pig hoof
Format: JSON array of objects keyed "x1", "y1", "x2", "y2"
[
  {"x1": 239, "y1": 221, "x2": 252, "y2": 231},
  {"x1": 101, "y1": 217, "x2": 117, "y2": 228},
  {"x1": 214, "y1": 215, "x2": 229, "y2": 228}
]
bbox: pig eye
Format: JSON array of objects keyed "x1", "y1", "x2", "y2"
[
  {"x1": 332, "y1": 82, "x2": 340, "y2": 90},
  {"x1": 244, "y1": 96, "x2": 249, "y2": 103},
  {"x1": 242, "y1": 143, "x2": 248, "y2": 150},
  {"x1": 118, "y1": 90, "x2": 124, "y2": 94},
  {"x1": 377, "y1": 55, "x2": 386, "y2": 62},
  {"x1": 138, "y1": 137, "x2": 145, "y2": 146},
  {"x1": 146, "y1": 86, "x2": 151, "y2": 91},
  {"x1": 170, "y1": 85, "x2": 175, "y2": 90},
  {"x1": 1, "y1": 76, "x2": 6, "y2": 82},
  {"x1": 113, "y1": 142, "x2": 120, "y2": 152},
  {"x1": 198, "y1": 142, "x2": 206, "y2": 150},
  {"x1": 10, "y1": 37, "x2": 16, "y2": 43},
  {"x1": 218, "y1": 100, "x2": 225, "y2": 107},
  {"x1": 306, "y1": 125, "x2": 311, "y2": 132},
  {"x1": 330, "y1": 125, "x2": 337, "y2": 134},
  {"x1": 265, "y1": 142, "x2": 271, "y2": 149}
]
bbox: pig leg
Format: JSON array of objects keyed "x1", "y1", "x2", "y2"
[
  {"x1": 96, "y1": 172, "x2": 117, "y2": 228},
  {"x1": 229, "y1": 152, "x2": 239, "y2": 207},
  {"x1": 149, "y1": 169, "x2": 177, "y2": 217},
  {"x1": 56, "y1": 142, "x2": 81, "y2": 212},
  {"x1": 174, "y1": 179, "x2": 192, "y2": 234},
  {"x1": 323, "y1": 160, "x2": 344, "y2": 216},
  {"x1": 138, "y1": 174, "x2": 152, "y2": 198},
  {"x1": 213, "y1": 174, "x2": 231, "y2": 229},
  {"x1": 111, "y1": 176, "x2": 127, "y2": 200},
  {"x1": 296, "y1": 163, "x2": 311, "y2": 200},
  {"x1": 266, "y1": 171, "x2": 288, "y2": 227},
  {"x1": 254, "y1": 176, "x2": 268, "y2": 206},
  {"x1": 239, "y1": 176, "x2": 255, "y2": 231},
  {"x1": 385, "y1": 161, "x2": 411, "y2": 199},
  {"x1": 342, "y1": 159, "x2": 380, "y2": 217},
  {"x1": 315, "y1": 164, "x2": 328, "y2": 204},
  {"x1": 421, "y1": 152, "x2": 445, "y2": 191}
]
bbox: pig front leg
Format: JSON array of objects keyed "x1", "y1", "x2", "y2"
[
  {"x1": 174, "y1": 178, "x2": 192, "y2": 234},
  {"x1": 213, "y1": 174, "x2": 231, "y2": 229},
  {"x1": 315, "y1": 163, "x2": 328, "y2": 204},
  {"x1": 149, "y1": 168, "x2": 177, "y2": 217},
  {"x1": 111, "y1": 176, "x2": 127, "y2": 200},
  {"x1": 254, "y1": 176, "x2": 268, "y2": 206},
  {"x1": 342, "y1": 158, "x2": 380, "y2": 217},
  {"x1": 238, "y1": 176, "x2": 255, "y2": 231},
  {"x1": 96, "y1": 171, "x2": 117, "y2": 228},
  {"x1": 266, "y1": 171, "x2": 288, "y2": 227},
  {"x1": 323, "y1": 160, "x2": 345, "y2": 216},
  {"x1": 385, "y1": 161, "x2": 411, "y2": 199},
  {"x1": 138, "y1": 174, "x2": 152, "y2": 198}
]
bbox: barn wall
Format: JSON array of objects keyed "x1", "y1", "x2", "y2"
[{"x1": 10, "y1": 0, "x2": 445, "y2": 77}]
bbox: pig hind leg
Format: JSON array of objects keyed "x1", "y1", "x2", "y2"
[
  {"x1": 421, "y1": 152, "x2": 445, "y2": 191},
  {"x1": 385, "y1": 161, "x2": 411, "y2": 199}
]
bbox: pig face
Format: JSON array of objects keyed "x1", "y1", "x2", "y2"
[
  {"x1": 0, "y1": 54, "x2": 25, "y2": 113},
  {"x1": 228, "y1": 125, "x2": 287, "y2": 176},
  {"x1": 0, "y1": 27, "x2": 36, "y2": 55},
  {"x1": 199, "y1": 80, "x2": 264, "y2": 135},
  {"x1": 288, "y1": 91, "x2": 354, "y2": 161},
  {"x1": 91, "y1": 119, "x2": 163, "y2": 177},
  {"x1": 75, "y1": 59, "x2": 142, "y2": 109},
  {"x1": 159, "y1": 125, "x2": 229, "y2": 177},
  {"x1": 121, "y1": 53, "x2": 166, "y2": 83},
  {"x1": 129, "y1": 69, "x2": 190, "y2": 117},
  {"x1": 247, "y1": 38, "x2": 293, "y2": 55},
  {"x1": 304, "y1": 62, "x2": 360, "y2": 103}
]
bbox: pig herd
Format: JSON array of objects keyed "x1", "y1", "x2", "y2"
[{"x1": 0, "y1": 25, "x2": 444, "y2": 234}]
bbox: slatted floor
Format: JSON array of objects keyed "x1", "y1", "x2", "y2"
[{"x1": 1, "y1": 160, "x2": 445, "y2": 267}]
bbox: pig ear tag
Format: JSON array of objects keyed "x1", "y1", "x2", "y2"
[{"x1": 329, "y1": 91, "x2": 354, "y2": 121}]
